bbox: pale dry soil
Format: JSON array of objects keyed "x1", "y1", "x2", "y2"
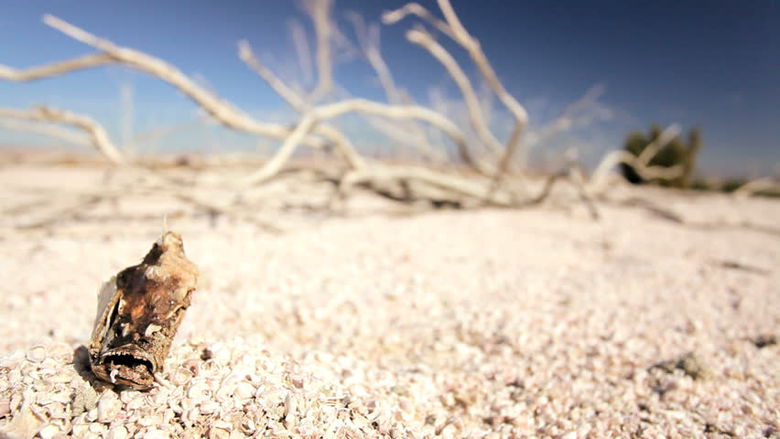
[{"x1": 0, "y1": 164, "x2": 779, "y2": 438}]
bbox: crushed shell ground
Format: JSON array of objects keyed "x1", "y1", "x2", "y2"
[{"x1": 1, "y1": 183, "x2": 779, "y2": 438}]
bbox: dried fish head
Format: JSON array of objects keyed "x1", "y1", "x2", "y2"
[{"x1": 89, "y1": 232, "x2": 199, "y2": 390}]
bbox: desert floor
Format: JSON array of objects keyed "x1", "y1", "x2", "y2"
[{"x1": 0, "y1": 163, "x2": 778, "y2": 438}]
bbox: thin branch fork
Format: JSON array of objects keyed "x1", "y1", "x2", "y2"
[
  {"x1": 346, "y1": 13, "x2": 443, "y2": 162},
  {"x1": 237, "y1": 41, "x2": 364, "y2": 172},
  {"x1": 435, "y1": 0, "x2": 528, "y2": 129},
  {"x1": 381, "y1": 2, "x2": 455, "y2": 40},
  {"x1": 239, "y1": 38, "x2": 493, "y2": 179},
  {"x1": 385, "y1": 1, "x2": 529, "y2": 161},
  {"x1": 406, "y1": 28, "x2": 503, "y2": 157},
  {"x1": 384, "y1": 1, "x2": 530, "y2": 192}
]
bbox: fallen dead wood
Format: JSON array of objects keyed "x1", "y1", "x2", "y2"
[{"x1": 0, "y1": 1, "x2": 624, "y2": 223}]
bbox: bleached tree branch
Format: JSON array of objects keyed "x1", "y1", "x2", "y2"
[
  {"x1": 0, "y1": 118, "x2": 90, "y2": 147},
  {"x1": 0, "y1": 107, "x2": 125, "y2": 163},
  {"x1": 525, "y1": 84, "x2": 610, "y2": 149},
  {"x1": 406, "y1": 28, "x2": 503, "y2": 157},
  {"x1": 239, "y1": 41, "x2": 307, "y2": 112},
  {"x1": 31, "y1": 14, "x2": 329, "y2": 151},
  {"x1": 0, "y1": 53, "x2": 113, "y2": 81},
  {"x1": 588, "y1": 124, "x2": 684, "y2": 193},
  {"x1": 244, "y1": 98, "x2": 496, "y2": 185},
  {"x1": 346, "y1": 13, "x2": 443, "y2": 162},
  {"x1": 385, "y1": 1, "x2": 530, "y2": 184},
  {"x1": 288, "y1": 19, "x2": 314, "y2": 87},
  {"x1": 348, "y1": 14, "x2": 402, "y2": 104},
  {"x1": 302, "y1": 0, "x2": 335, "y2": 103},
  {"x1": 381, "y1": 3, "x2": 454, "y2": 39},
  {"x1": 0, "y1": 2, "x2": 612, "y2": 216},
  {"x1": 636, "y1": 124, "x2": 680, "y2": 165},
  {"x1": 435, "y1": 0, "x2": 528, "y2": 132},
  {"x1": 238, "y1": 41, "x2": 365, "y2": 171},
  {"x1": 246, "y1": 114, "x2": 318, "y2": 185}
]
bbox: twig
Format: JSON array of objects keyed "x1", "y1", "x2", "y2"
[
  {"x1": 239, "y1": 41, "x2": 307, "y2": 112},
  {"x1": 386, "y1": 1, "x2": 530, "y2": 186},
  {"x1": 406, "y1": 28, "x2": 503, "y2": 157},
  {"x1": 245, "y1": 114, "x2": 318, "y2": 185},
  {"x1": 238, "y1": 41, "x2": 365, "y2": 171},
  {"x1": 435, "y1": 0, "x2": 529, "y2": 137},
  {"x1": 0, "y1": 107, "x2": 125, "y2": 163},
  {"x1": 302, "y1": 0, "x2": 335, "y2": 103},
  {"x1": 288, "y1": 19, "x2": 314, "y2": 87},
  {"x1": 347, "y1": 13, "x2": 443, "y2": 162},
  {"x1": 525, "y1": 84, "x2": 609, "y2": 149},
  {"x1": 381, "y1": 3, "x2": 455, "y2": 39}
]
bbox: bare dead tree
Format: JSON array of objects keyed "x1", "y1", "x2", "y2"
[{"x1": 0, "y1": 0, "x2": 617, "y2": 223}]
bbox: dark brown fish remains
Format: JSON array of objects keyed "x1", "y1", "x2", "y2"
[{"x1": 88, "y1": 232, "x2": 198, "y2": 390}]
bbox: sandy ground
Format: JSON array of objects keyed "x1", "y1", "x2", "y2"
[{"x1": 0, "y1": 163, "x2": 778, "y2": 438}]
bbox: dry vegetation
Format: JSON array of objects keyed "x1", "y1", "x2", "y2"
[
  {"x1": 1, "y1": 1, "x2": 779, "y2": 438},
  {"x1": 0, "y1": 0, "x2": 729, "y2": 223}
]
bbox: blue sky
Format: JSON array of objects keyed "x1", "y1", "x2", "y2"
[{"x1": 0, "y1": 0, "x2": 777, "y2": 177}]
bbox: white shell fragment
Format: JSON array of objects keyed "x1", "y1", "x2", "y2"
[{"x1": 1, "y1": 193, "x2": 778, "y2": 437}]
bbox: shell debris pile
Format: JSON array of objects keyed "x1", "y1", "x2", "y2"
[{"x1": 1, "y1": 191, "x2": 779, "y2": 438}]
